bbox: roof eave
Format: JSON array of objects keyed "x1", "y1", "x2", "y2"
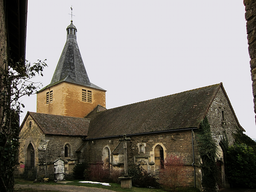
[
  {"x1": 85, "y1": 127, "x2": 198, "y2": 141},
  {"x1": 37, "y1": 80, "x2": 106, "y2": 93}
]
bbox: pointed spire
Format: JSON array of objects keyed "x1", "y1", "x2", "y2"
[{"x1": 50, "y1": 21, "x2": 91, "y2": 87}]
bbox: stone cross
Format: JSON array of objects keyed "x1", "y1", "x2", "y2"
[{"x1": 120, "y1": 135, "x2": 131, "y2": 177}]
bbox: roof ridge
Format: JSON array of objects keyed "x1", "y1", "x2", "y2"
[
  {"x1": 30, "y1": 112, "x2": 90, "y2": 120},
  {"x1": 105, "y1": 83, "x2": 222, "y2": 112}
]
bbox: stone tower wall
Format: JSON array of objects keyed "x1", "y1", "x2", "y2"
[{"x1": 37, "y1": 82, "x2": 106, "y2": 118}]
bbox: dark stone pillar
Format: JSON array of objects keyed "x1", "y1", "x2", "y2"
[{"x1": 244, "y1": 0, "x2": 256, "y2": 119}]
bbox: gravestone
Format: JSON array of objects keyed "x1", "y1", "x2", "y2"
[{"x1": 54, "y1": 159, "x2": 65, "y2": 181}]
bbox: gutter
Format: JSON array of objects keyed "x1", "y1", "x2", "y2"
[
  {"x1": 84, "y1": 127, "x2": 198, "y2": 141},
  {"x1": 191, "y1": 129, "x2": 196, "y2": 188}
]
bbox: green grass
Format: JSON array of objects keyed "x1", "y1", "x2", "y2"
[{"x1": 15, "y1": 179, "x2": 200, "y2": 192}]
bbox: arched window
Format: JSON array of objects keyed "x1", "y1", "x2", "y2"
[
  {"x1": 65, "y1": 144, "x2": 70, "y2": 157},
  {"x1": 26, "y1": 143, "x2": 35, "y2": 169},
  {"x1": 154, "y1": 145, "x2": 164, "y2": 169},
  {"x1": 102, "y1": 147, "x2": 110, "y2": 169}
]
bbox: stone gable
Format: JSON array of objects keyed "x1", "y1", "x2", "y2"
[
  {"x1": 18, "y1": 115, "x2": 45, "y2": 174},
  {"x1": 207, "y1": 87, "x2": 241, "y2": 145}
]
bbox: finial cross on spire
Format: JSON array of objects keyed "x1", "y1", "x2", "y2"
[{"x1": 69, "y1": 6, "x2": 75, "y2": 21}]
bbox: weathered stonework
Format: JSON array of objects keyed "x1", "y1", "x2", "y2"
[
  {"x1": 207, "y1": 88, "x2": 239, "y2": 145},
  {"x1": 18, "y1": 116, "x2": 44, "y2": 174},
  {"x1": 0, "y1": 0, "x2": 7, "y2": 69},
  {"x1": 244, "y1": 0, "x2": 256, "y2": 115},
  {"x1": 83, "y1": 87, "x2": 241, "y2": 189},
  {"x1": 18, "y1": 114, "x2": 83, "y2": 179},
  {"x1": 84, "y1": 131, "x2": 199, "y2": 188}
]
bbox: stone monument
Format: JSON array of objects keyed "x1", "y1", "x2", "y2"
[
  {"x1": 119, "y1": 135, "x2": 132, "y2": 188},
  {"x1": 54, "y1": 159, "x2": 65, "y2": 181}
]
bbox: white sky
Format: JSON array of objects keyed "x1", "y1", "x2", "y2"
[{"x1": 22, "y1": 1, "x2": 256, "y2": 138}]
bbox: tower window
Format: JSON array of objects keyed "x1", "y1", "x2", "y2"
[
  {"x1": 82, "y1": 89, "x2": 92, "y2": 103},
  {"x1": 88, "y1": 90, "x2": 92, "y2": 103},
  {"x1": 46, "y1": 90, "x2": 53, "y2": 104},
  {"x1": 82, "y1": 89, "x2": 86, "y2": 102},
  {"x1": 46, "y1": 92, "x2": 49, "y2": 104},
  {"x1": 50, "y1": 91, "x2": 53, "y2": 102}
]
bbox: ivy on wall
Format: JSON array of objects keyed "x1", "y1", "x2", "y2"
[{"x1": 196, "y1": 117, "x2": 218, "y2": 192}]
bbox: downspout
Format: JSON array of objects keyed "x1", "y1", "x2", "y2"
[{"x1": 191, "y1": 129, "x2": 196, "y2": 188}]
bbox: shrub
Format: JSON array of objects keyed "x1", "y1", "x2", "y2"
[
  {"x1": 226, "y1": 144, "x2": 256, "y2": 188},
  {"x1": 21, "y1": 167, "x2": 37, "y2": 181},
  {"x1": 109, "y1": 169, "x2": 122, "y2": 183},
  {"x1": 159, "y1": 154, "x2": 188, "y2": 190},
  {"x1": 87, "y1": 162, "x2": 110, "y2": 182},
  {"x1": 73, "y1": 162, "x2": 88, "y2": 180},
  {"x1": 128, "y1": 164, "x2": 159, "y2": 188}
]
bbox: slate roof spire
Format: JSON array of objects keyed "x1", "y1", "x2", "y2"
[{"x1": 50, "y1": 20, "x2": 93, "y2": 88}]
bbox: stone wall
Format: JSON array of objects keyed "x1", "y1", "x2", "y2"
[
  {"x1": 43, "y1": 135, "x2": 83, "y2": 163},
  {"x1": 207, "y1": 87, "x2": 241, "y2": 145},
  {"x1": 83, "y1": 87, "x2": 240, "y2": 188},
  {"x1": 244, "y1": 0, "x2": 256, "y2": 116},
  {"x1": 199, "y1": 87, "x2": 240, "y2": 187},
  {"x1": 18, "y1": 115, "x2": 84, "y2": 179},
  {"x1": 0, "y1": 0, "x2": 7, "y2": 69},
  {"x1": 38, "y1": 135, "x2": 83, "y2": 179},
  {"x1": 84, "y1": 131, "x2": 199, "y2": 188}
]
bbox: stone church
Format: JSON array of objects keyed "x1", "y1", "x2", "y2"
[{"x1": 18, "y1": 21, "x2": 243, "y2": 188}]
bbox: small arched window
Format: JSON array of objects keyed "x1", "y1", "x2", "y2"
[
  {"x1": 154, "y1": 145, "x2": 164, "y2": 169},
  {"x1": 222, "y1": 111, "x2": 225, "y2": 121},
  {"x1": 28, "y1": 121, "x2": 32, "y2": 128},
  {"x1": 102, "y1": 147, "x2": 110, "y2": 169},
  {"x1": 64, "y1": 144, "x2": 70, "y2": 157},
  {"x1": 140, "y1": 144, "x2": 145, "y2": 153}
]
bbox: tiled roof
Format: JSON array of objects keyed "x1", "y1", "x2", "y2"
[
  {"x1": 27, "y1": 112, "x2": 90, "y2": 136},
  {"x1": 86, "y1": 83, "x2": 222, "y2": 139},
  {"x1": 39, "y1": 21, "x2": 105, "y2": 92}
]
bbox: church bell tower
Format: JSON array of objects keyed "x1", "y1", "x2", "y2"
[{"x1": 37, "y1": 20, "x2": 106, "y2": 118}]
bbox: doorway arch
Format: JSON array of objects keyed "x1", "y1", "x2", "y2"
[
  {"x1": 154, "y1": 144, "x2": 165, "y2": 169},
  {"x1": 26, "y1": 143, "x2": 35, "y2": 169}
]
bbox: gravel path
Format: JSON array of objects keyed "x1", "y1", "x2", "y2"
[{"x1": 14, "y1": 184, "x2": 115, "y2": 192}]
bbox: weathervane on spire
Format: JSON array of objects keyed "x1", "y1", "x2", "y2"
[{"x1": 69, "y1": 6, "x2": 75, "y2": 21}]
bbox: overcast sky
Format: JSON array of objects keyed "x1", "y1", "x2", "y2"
[{"x1": 22, "y1": 1, "x2": 256, "y2": 138}]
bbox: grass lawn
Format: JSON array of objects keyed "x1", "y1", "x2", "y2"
[{"x1": 14, "y1": 179, "x2": 200, "y2": 192}]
